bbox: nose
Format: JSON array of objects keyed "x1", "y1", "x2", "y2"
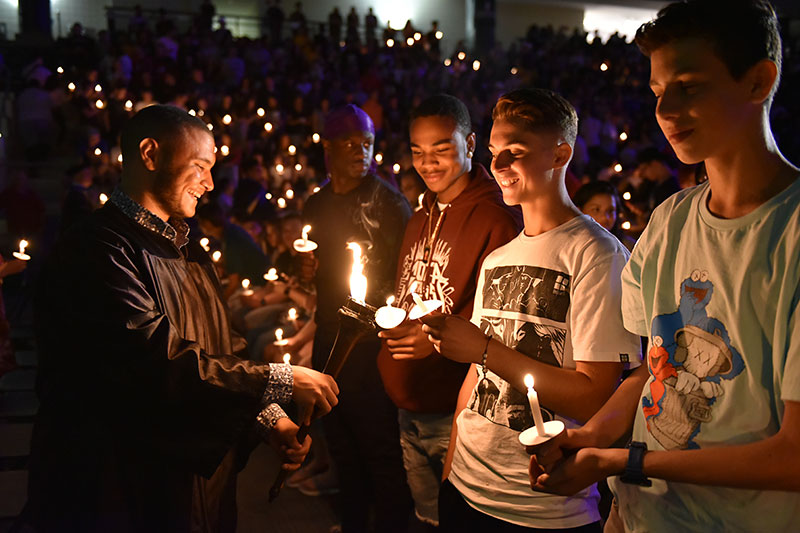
[
  {"x1": 201, "y1": 170, "x2": 214, "y2": 192},
  {"x1": 656, "y1": 86, "x2": 681, "y2": 122},
  {"x1": 492, "y1": 150, "x2": 513, "y2": 173}
]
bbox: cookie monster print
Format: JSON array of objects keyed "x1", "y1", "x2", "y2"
[{"x1": 642, "y1": 270, "x2": 745, "y2": 450}]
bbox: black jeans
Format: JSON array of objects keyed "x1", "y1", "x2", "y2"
[
  {"x1": 438, "y1": 478, "x2": 602, "y2": 533},
  {"x1": 313, "y1": 328, "x2": 413, "y2": 533}
]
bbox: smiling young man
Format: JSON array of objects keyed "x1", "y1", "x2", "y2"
[
  {"x1": 27, "y1": 105, "x2": 339, "y2": 533},
  {"x1": 421, "y1": 89, "x2": 640, "y2": 532},
  {"x1": 377, "y1": 94, "x2": 520, "y2": 527},
  {"x1": 525, "y1": 1, "x2": 800, "y2": 532}
]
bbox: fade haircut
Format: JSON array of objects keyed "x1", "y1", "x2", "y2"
[
  {"x1": 635, "y1": 0, "x2": 782, "y2": 96},
  {"x1": 120, "y1": 104, "x2": 211, "y2": 164},
  {"x1": 410, "y1": 94, "x2": 472, "y2": 136},
  {"x1": 492, "y1": 88, "x2": 578, "y2": 146}
]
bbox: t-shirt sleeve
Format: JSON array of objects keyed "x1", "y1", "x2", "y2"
[
  {"x1": 781, "y1": 281, "x2": 800, "y2": 403},
  {"x1": 621, "y1": 223, "x2": 650, "y2": 338},
  {"x1": 571, "y1": 244, "x2": 642, "y2": 367}
]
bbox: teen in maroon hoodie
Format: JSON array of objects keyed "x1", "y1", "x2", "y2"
[{"x1": 377, "y1": 94, "x2": 521, "y2": 526}]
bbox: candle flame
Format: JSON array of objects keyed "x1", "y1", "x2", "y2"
[
  {"x1": 99, "y1": 193, "x2": 108, "y2": 204},
  {"x1": 283, "y1": 353, "x2": 291, "y2": 364},
  {"x1": 347, "y1": 242, "x2": 367, "y2": 302},
  {"x1": 199, "y1": 237, "x2": 209, "y2": 251},
  {"x1": 286, "y1": 189, "x2": 295, "y2": 200},
  {"x1": 288, "y1": 308, "x2": 298, "y2": 320},
  {"x1": 19, "y1": 240, "x2": 28, "y2": 254},
  {"x1": 275, "y1": 328, "x2": 284, "y2": 342},
  {"x1": 241, "y1": 278, "x2": 250, "y2": 290},
  {"x1": 212, "y1": 250, "x2": 222, "y2": 262},
  {"x1": 386, "y1": 295, "x2": 395, "y2": 306},
  {"x1": 524, "y1": 373, "x2": 534, "y2": 389},
  {"x1": 302, "y1": 225, "x2": 311, "y2": 241}
]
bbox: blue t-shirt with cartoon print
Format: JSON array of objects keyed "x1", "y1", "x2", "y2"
[{"x1": 611, "y1": 179, "x2": 800, "y2": 532}]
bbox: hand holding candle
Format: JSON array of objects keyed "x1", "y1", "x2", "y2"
[
  {"x1": 13, "y1": 239, "x2": 30, "y2": 261},
  {"x1": 293, "y1": 225, "x2": 318, "y2": 253},
  {"x1": 375, "y1": 295, "x2": 407, "y2": 329}
]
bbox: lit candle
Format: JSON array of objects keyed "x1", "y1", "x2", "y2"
[
  {"x1": 257, "y1": 107, "x2": 265, "y2": 117},
  {"x1": 220, "y1": 145, "x2": 230, "y2": 156},
  {"x1": 94, "y1": 148, "x2": 102, "y2": 156},
  {"x1": 212, "y1": 250, "x2": 222, "y2": 262},
  {"x1": 57, "y1": 66, "x2": 64, "y2": 74},
  {"x1": 414, "y1": 32, "x2": 421, "y2": 41},
  {"x1": 346, "y1": 242, "x2": 367, "y2": 303},
  {"x1": 293, "y1": 224, "x2": 318, "y2": 253},
  {"x1": 13, "y1": 239, "x2": 30, "y2": 261},
  {"x1": 375, "y1": 295, "x2": 407, "y2": 329},
  {"x1": 406, "y1": 37, "x2": 414, "y2": 46},
  {"x1": 312, "y1": 186, "x2": 321, "y2": 194},
  {"x1": 623, "y1": 191, "x2": 632, "y2": 201},
  {"x1": 222, "y1": 114, "x2": 232, "y2": 125},
  {"x1": 67, "y1": 82, "x2": 76, "y2": 92},
  {"x1": 283, "y1": 353, "x2": 291, "y2": 364},
  {"x1": 472, "y1": 60, "x2": 481, "y2": 71},
  {"x1": 444, "y1": 58, "x2": 451, "y2": 67},
  {"x1": 277, "y1": 198, "x2": 287, "y2": 209},
  {"x1": 285, "y1": 189, "x2": 295, "y2": 200},
  {"x1": 199, "y1": 237, "x2": 210, "y2": 252},
  {"x1": 435, "y1": 30, "x2": 443, "y2": 39},
  {"x1": 312, "y1": 133, "x2": 320, "y2": 143},
  {"x1": 124, "y1": 99, "x2": 133, "y2": 110},
  {"x1": 241, "y1": 278, "x2": 253, "y2": 296},
  {"x1": 524, "y1": 374, "x2": 546, "y2": 437},
  {"x1": 458, "y1": 51, "x2": 466, "y2": 60},
  {"x1": 95, "y1": 99, "x2": 104, "y2": 109},
  {"x1": 288, "y1": 144, "x2": 296, "y2": 155},
  {"x1": 375, "y1": 153, "x2": 383, "y2": 164},
  {"x1": 264, "y1": 267, "x2": 279, "y2": 282},
  {"x1": 614, "y1": 163, "x2": 623, "y2": 173},
  {"x1": 264, "y1": 122, "x2": 273, "y2": 132},
  {"x1": 94, "y1": 84, "x2": 102, "y2": 92},
  {"x1": 274, "y1": 327, "x2": 289, "y2": 346},
  {"x1": 99, "y1": 193, "x2": 108, "y2": 205},
  {"x1": 294, "y1": 163, "x2": 302, "y2": 172},
  {"x1": 386, "y1": 38, "x2": 394, "y2": 48},
  {"x1": 392, "y1": 163, "x2": 401, "y2": 174}
]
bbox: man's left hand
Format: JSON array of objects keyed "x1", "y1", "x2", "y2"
[
  {"x1": 378, "y1": 321, "x2": 434, "y2": 360},
  {"x1": 269, "y1": 417, "x2": 312, "y2": 471},
  {"x1": 420, "y1": 312, "x2": 486, "y2": 364}
]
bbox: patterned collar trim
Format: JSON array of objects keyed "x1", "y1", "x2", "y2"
[{"x1": 109, "y1": 189, "x2": 190, "y2": 248}]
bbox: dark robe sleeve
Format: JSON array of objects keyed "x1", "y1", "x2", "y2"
[{"x1": 36, "y1": 224, "x2": 278, "y2": 476}]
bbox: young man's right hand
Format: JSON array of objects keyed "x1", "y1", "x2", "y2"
[
  {"x1": 291, "y1": 366, "x2": 339, "y2": 425},
  {"x1": 378, "y1": 321, "x2": 434, "y2": 359}
]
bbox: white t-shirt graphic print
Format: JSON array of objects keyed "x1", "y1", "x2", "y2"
[{"x1": 450, "y1": 215, "x2": 641, "y2": 528}]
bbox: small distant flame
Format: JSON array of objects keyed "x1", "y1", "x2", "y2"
[
  {"x1": 283, "y1": 353, "x2": 291, "y2": 364},
  {"x1": 288, "y1": 308, "x2": 298, "y2": 321},
  {"x1": 386, "y1": 295, "x2": 395, "y2": 306},
  {"x1": 241, "y1": 279, "x2": 250, "y2": 290},
  {"x1": 275, "y1": 328, "x2": 284, "y2": 342}
]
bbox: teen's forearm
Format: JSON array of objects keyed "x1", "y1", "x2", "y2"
[
  {"x1": 485, "y1": 339, "x2": 623, "y2": 423},
  {"x1": 580, "y1": 364, "x2": 650, "y2": 447},
  {"x1": 597, "y1": 401, "x2": 800, "y2": 491}
]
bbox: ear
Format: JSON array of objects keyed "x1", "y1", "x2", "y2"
[
  {"x1": 466, "y1": 132, "x2": 476, "y2": 157},
  {"x1": 139, "y1": 138, "x2": 159, "y2": 171},
  {"x1": 747, "y1": 59, "x2": 779, "y2": 105},
  {"x1": 553, "y1": 142, "x2": 573, "y2": 170}
]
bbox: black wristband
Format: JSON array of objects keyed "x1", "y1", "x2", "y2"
[{"x1": 619, "y1": 441, "x2": 652, "y2": 486}]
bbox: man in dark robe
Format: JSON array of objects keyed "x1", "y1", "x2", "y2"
[
  {"x1": 303, "y1": 105, "x2": 414, "y2": 532},
  {"x1": 25, "y1": 105, "x2": 339, "y2": 533}
]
